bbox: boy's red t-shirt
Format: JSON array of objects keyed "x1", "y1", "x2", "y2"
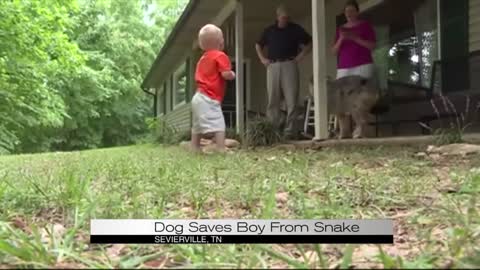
[{"x1": 195, "y1": 50, "x2": 232, "y2": 103}]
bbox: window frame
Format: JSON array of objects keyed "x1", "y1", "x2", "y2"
[
  {"x1": 157, "y1": 82, "x2": 167, "y2": 116},
  {"x1": 351, "y1": 0, "x2": 441, "y2": 89},
  {"x1": 173, "y1": 60, "x2": 188, "y2": 109}
]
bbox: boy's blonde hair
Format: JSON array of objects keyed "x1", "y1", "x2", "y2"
[{"x1": 198, "y1": 24, "x2": 223, "y2": 51}]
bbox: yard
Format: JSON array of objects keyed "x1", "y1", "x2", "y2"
[{"x1": 0, "y1": 143, "x2": 479, "y2": 268}]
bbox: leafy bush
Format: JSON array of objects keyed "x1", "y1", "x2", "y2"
[
  {"x1": 432, "y1": 128, "x2": 464, "y2": 146},
  {"x1": 146, "y1": 117, "x2": 180, "y2": 145},
  {"x1": 0, "y1": 0, "x2": 188, "y2": 153},
  {"x1": 226, "y1": 128, "x2": 242, "y2": 143},
  {"x1": 420, "y1": 96, "x2": 479, "y2": 145},
  {"x1": 177, "y1": 130, "x2": 192, "y2": 142},
  {"x1": 245, "y1": 117, "x2": 283, "y2": 147}
]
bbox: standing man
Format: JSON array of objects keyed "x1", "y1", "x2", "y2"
[{"x1": 255, "y1": 4, "x2": 312, "y2": 139}]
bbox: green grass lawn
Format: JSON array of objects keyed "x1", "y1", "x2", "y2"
[{"x1": 0, "y1": 144, "x2": 479, "y2": 268}]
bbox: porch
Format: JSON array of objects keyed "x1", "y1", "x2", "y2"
[
  {"x1": 280, "y1": 133, "x2": 480, "y2": 150},
  {"x1": 219, "y1": 0, "x2": 480, "y2": 140},
  {"x1": 141, "y1": 0, "x2": 480, "y2": 141}
]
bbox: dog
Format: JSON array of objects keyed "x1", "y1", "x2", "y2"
[{"x1": 309, "y1": 75, "x2": 379, "y2": 139}]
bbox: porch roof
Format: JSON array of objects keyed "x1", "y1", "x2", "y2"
[
  {"x1": 141, "y1": 0, "x2": 312, "y2": 92},
  {"x1": 141, "y1": 0, "x2": 226, "y2": 91}
]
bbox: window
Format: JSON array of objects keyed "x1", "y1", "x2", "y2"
[
  {"x1": 362, "y1": 0, "x2": 439, "y2": 88},
  {"x1": 173, "y1": 62, "x2": 187, "y2": 107}
]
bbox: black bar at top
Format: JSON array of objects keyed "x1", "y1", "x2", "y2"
[{"x1": 90, "y1": 234, "x2": 394, "y2": 244}]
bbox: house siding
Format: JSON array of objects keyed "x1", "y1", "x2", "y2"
[
  {"x1": 162, "y1": 103, "x2": 191, "y2": 133},
  {"x1": 470, "y1": 0, "x2": 480, "y2": 52},
  {"x1": 155, "y1": 49, "x2": 196, "y2": 133}
]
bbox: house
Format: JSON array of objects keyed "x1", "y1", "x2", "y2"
[{"x1": 141, "y1": 0, "x2": 480, "y2": 140}]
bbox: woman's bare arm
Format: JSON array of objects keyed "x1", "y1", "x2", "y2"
[
  {"x1": 332, "y1": 37, "x2": 343, "y2": 55},
  {"x1": 352, "y1": 36, "x2": 376, "y2": 50},
  {"x1": 332, "y1": 29, "x2": 345, "y2": 55}
]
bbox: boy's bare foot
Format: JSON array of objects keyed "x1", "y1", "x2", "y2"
[
  {"x1": 201, "y1": 143, "x2": 214, "y2": 154},
  {"x1": 189, "y1": 145, "x2": 203, "y2": 154},
  {"x1": 190, "y1": 133, "x2": 202, "y2": 153},
  {"x1": 214, "y1": 146, "x2": 227, "y2": 154}
]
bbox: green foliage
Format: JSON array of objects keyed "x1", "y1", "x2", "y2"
[
  {"x1": 421, "y1": 96, "x2": 477, "y2": 146},
  {"x1": 246, "y1": 118, "x2": 283, "y2": 147},
  {"x1": 146, "y1": 117, "x2": 181, "y2": 145},
  {"x1": 1, "y1": 145, "x2": 479, "y2": 268},
  {"x1": 0, "y1": 0, "x2": 188, "y2": 154},
  {"x1": 432, "y1": 128, "x2": 463, "y2": 146},
  {"x1": 0, "y1": 0, "x2": 82, "y2": 153}
]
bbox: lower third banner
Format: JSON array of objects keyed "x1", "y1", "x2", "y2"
[
  {"x1": 90, "y1": 219, "x2": 394, "y2": 244},
  {"x1": 90, "y1": 235, "x2": 393, "y2": 244}
]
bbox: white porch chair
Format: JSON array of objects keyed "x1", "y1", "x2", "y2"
[{"x1": 302, "y1": 79, "x2": 336, "y2": 138}]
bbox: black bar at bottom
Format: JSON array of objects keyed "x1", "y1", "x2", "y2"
[{"x1": 90, "y1": 235, "x2": 393, "y2": 244}]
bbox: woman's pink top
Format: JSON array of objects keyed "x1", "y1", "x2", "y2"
[{"x1": 335, "y1": 21, "x2": 376, "y2": 69}]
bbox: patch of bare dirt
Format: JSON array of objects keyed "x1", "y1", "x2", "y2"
[
  {"x1": 416, "y1": 147, "x2": 472, "y2": 168},
  {"x1": 180, "y1": 139, "x2": 240, "y2": 154},
  {"x1": 53, "y1": 262, "x2": 87, "y2": 269},
  {"x1": 351, "y1": 245, "x2": 384, "y2": 269},
  {"x1": 353, "y1": 158, "x2": 392, "y2": 171},
  {"x1": 11, "y1": 216, "x2": 31, "y2": 234},
  {"x1": 275, "y1": 191, "x2": 289, "y2": 205},
  {"x1": 33, "y1": 207, "x2": 65, "y2": 225},
  {"x1": 40, "y1": 223, "x2": 66, "y2": 245},
  {"x1": 143, "y1": 256, "x2": 171, "y2": 268},
  {"x1": 433, "y1": 167, "x2": 461, "y2": 194},
  {"x1": 106, "y1": 244, "x2": 129, "y2": 262},
  {"x1": 345, "y1": 209, "x2": 450, "y2": 268},
  {"x1": 427, "y1": 144, "x2": 480, "y2": 157},
  {"x1": 204, "y1": 199, "x2": 249, "y2": 219}
]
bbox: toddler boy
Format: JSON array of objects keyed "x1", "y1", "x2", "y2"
[{"x1": 191, "y1": 24, "x2": 236, "y2": 153}]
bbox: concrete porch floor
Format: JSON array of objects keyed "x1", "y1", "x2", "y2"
[{"x1": 281, "y1": 133, "x2": 480, "y2": 150}]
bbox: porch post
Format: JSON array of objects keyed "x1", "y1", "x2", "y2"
[
  {"x1": 312, "y1": 0, "x2": 329, "y2": 140},
  {"x1": 235, "y1": 0, "x2": 245, "y2": 137}
]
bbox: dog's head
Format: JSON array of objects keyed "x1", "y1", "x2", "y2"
[{"x1": 309, "y1": 76, "x2": 335, "y2": 97}]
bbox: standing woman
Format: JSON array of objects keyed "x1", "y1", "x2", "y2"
[
  {"x1": 331, "y1": 0, "x2": 376, "y2": 138},
  {"x1": 333, "y1": 0, "x2": 376, "y2": 79}
]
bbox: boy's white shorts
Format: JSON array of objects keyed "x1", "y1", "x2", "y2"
[{"x1": 191, "y1": 91, "x2": 225, "y2": 135}]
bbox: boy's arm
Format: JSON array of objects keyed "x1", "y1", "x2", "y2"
[
  {"x1": 221, "y1": 71, "x2": 236, "y2": 80},
  {"x1": 216, "y1": 53, "x2": 236, "y2": 81}
]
